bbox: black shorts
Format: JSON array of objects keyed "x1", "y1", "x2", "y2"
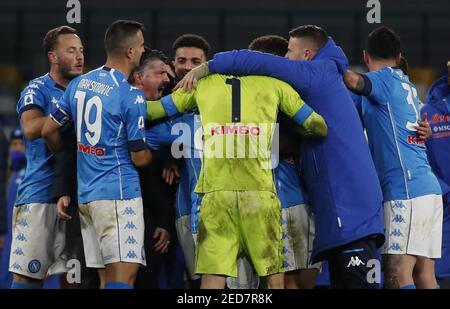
[{"x1": 328, "y1": 237, "x2": 380, "y2": 289}]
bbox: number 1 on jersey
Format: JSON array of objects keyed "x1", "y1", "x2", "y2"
[{"x1": 226, "y1": 78, "x2": 241, "y2": 123}]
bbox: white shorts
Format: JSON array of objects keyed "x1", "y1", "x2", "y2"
[
  {"x1": 382, "y1": 194, "x2": 443, "y2": 258},
  {"x1": 175, "y1": 214, "x2": 199, "y2": 281},
  {"x1": 79, "y1": 198, "x2": 146, "y2": 268},
  {"x1": 282, "y1": 204, "x2": 322, "y2": 271},
  {"x1": 9, "y1": 203, "x2": 69, "y2": 280},
  {"x1": 225, "y1": 255, "x2": 260, "y2": 289}
]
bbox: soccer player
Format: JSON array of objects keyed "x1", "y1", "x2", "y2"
[
  {"x1": 147, "y1": 69, "x2": 327, "y2": 289},
  {"x1": 181, "y1": 25, "x2": 385, "y2": 288},
  {"x1": 42, "y1": 20, "x2": 151, "y2": 289},
  {"x1": 171, "y1": 34, "x2": 211, "y2": 288},
  {"x1": 149, "y1": 35, "x2": 260, "y2": 289},
  {"x1": 173, "y1": 34, "x2": 209, "y2": 79},
  {"x1": 248, "y1": 35, "x2": 321, "y2": 289},
  {"x1": 421, "y1": 61, "x2": 450, "y2": 288},
  {"x1": 344, "y1": 26, "x2": 442, "y2": 289},
  {"x1": 9, "y1": 26, "x2": 83, "y2": 289}
]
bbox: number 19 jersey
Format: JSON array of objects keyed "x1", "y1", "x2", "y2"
[
  {"x1": 51, "y1": 66, "x2": 147, "y2": 204},
  {"x1": 362, "y1": 67, "x2": 441, "y2": 201}
]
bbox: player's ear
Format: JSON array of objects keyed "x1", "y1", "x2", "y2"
[
  {"x1": 134, "y1": 71, "x2": 143, "y2": 86},
  {"x1": 363, "y1": 50, "x2": 369, "y2": 66},
  {"x1": 395, "y1": 53, "x2": 401, "y2": 66},
  {"x1": 125, "y1": 46, "x2": 133, "y2": 60},
  {"x1": 305, "y1": 49, "x2": 312, "y2": 61},
  {"x1": 48, "y1": 51, "x2": 57, "y2": 64}
]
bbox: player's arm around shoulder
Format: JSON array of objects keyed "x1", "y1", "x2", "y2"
[
  {"x1": 278, "y1": 81, "x2": 328, "y2": 138},
  {"x1": 344, "y1": 69, "x2": 392, "y2": 104}
]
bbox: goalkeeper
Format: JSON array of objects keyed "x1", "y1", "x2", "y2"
[{"x1": 147, "y1": 73, "x2": 327, "y2": 288}]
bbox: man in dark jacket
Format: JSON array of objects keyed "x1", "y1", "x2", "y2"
[
  {"x1": 421, "y1": 62, "x2": 450, "y2": 288},
  {"x1": 130, "y1": 48, "x2": 177, "y2": 289}
]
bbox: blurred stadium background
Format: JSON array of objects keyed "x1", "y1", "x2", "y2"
[{"x1": 0, "y1": 0, "x2": 449, "y2": 134}]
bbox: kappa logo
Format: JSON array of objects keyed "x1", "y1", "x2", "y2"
[
  {"x1": 388, "y1": 243, "x2": 402, "y2": 251},
  {"x1": 18, "y1": 219, "x2": 29, "y2": 228},
  {"x1": 13, "y1": 247, "x2": 25, "y2": 256},
  {"x1": 125, "y1": 236, "x2": 137, "y2": 245},
  {"x1": 392, "y1": 201, "x2": 406, "y2": 209},
  {"x1": 392, "y1": 215, "x2": 405, "y2": 223},
  {"x1": 126, "y1": 250, "x2": 137, "y2": 259},
  {"x1": 347, "y1": 256, "x2": 365, "y2": 267},
  {"x1": 124, "y1": 221, "x2": 137, "y2": 230},
  {"x1": 15, "y1": 233, "x2": 27, "y2": 242},
  {"x1": 122, "y1": 207, "x2": 136, "y2": 216},
  {"x1": 134, "y1": 95, "x2": 145, "y2": 104},
  {"x1": 25, "y1": 89, "x2": 36, "y2": 96},
  {"x1": 11, "y1": 262, "x2": 22, "y2": 270},
  {"x1": 51, "y1": 97, "x2": 58, "y2": 104},
  {"x1": 28, "y1": 84, "x2": 39, "y2": 89},
  {"x1": 389, "y1": 229, "x2": 404, "y2": 237}
]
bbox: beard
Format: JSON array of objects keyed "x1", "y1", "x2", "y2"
[{"x1": 59, "y1": 61, "x2": 82, "y2": 81}]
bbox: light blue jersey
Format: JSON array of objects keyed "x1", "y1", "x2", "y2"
[
  {"x1": 146, "y1": 112, "x2": 202, "y2": 231},
  {"x1": 16, "y1": 74, "x2": 66, "y2": 205},
  {"x1": 274, "y1": 158, "x2": 307, "y2": 209},
  {"x1": 362, "y1": 67, "x2": 441, "y2": 200},
  {"x1": 51, "y1": 66, "x2": 147, "y2": 204}
]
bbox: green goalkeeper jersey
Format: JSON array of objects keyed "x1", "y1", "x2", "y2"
[{"x1": 147, "y1": 74, "x2": 327, "y2": 193}]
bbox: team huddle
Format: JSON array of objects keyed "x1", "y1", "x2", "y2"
[{"x1": 6, "y1": 19, "x2": 450, "y2": 289}]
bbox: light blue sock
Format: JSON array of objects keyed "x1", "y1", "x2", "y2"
[
  {"x1": 104, "y1": 281, "x2": 133, "y2": 289},
  {"x1": 11, "y1": 281, "x2": 42, "y2": 289},
  {"x1": 400, "y1": 284, "x2": 416, "y2": 289}
]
